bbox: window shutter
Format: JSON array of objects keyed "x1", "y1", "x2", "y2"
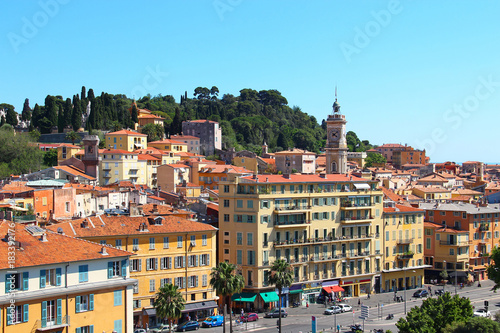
[
  {"x1": 154, "y1": 258, "x2": 158, "y2": 270},
  {"x1": 183, "y1": 278, "x2": 186, "y2": 289},
  {"x1": 56, "y1": 299, "x2": 62, "y2": 325},
  {"x1": 76, "y1": 296, "x2": 81, "y2": 313},
  {"x1": 196, "y1": 276, "x2": 199, "y2": 287},
  {"x1": 41, "y1": 301, "x2": 47, "y2": 328},
  {"x1": 108, "y1": 262, "x2": 113, "y2": 279},
  {"x1": 121, "y1": 260, "x2": 127, "y2": 277},
  {"x1": 23, "y1": 304, "x2": 29, "y2": 322},
  {"x1": 5, "y1": 274, "x2": 10, "y2": 293},
  {"x1": 183, "y1": 256, "x2": 186, "y2": 268},
  {"x1": 207, "y1": 254, "x2": 210, "y2": 266},
  {"x1": 76, "y1": 328, "x2": 82, "y2": 333},
  {"x1": 89, "y1": 294, "x2": 94, "y2": 311},
  {"x1": 22, "y1": 272, "x2": 29, "y2": 291},
  {"x1": 139, "y1": 259, "x2": 142, "y2": 272},
  {"x1": 168, "y1": 257, "x2": 172, "y2": 269},
  {"x1": 160, "y1": 258, "x2": 165, "y2": 270},
  {"x1": 40, "y1": 270, "x2": 46, "y2": 288},
  {"x1": 89, "y1": 325, "x2": 94, "y2": 333},
  {"x1": 195, "y1": 255, "x2": 199, "y2": 267},
  {"x1": 56, "y1": 268, "x2": 62, "y2": 286},
  {"x1": 188, "y1": 256, "x2": 192, "y2": 267}
]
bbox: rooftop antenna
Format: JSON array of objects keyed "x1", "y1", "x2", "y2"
[{"x1": 335, "y1": 85, "x2": 337, "y2": 101}]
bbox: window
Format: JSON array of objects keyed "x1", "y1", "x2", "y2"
[
  {"x1": 247, "y1": 200, "x2": 253, "y2": 209},
  {"x1": 163, "y1": 237, "x2": 169, "y2": 248},
  {"x1": 188, "y1": 255, "x2": 198, "y2": 267},
  {"x1": 177, "y1": 236, "x2": 183, "y2": 248},
  {"x1": 188, "y1": 275, "x2": 198, "y2": 288},
  {"x1": 175, "y1": 277, "x2": 185, "y2": 288},
  {"x1": 114, "y1": 239, "x2": 122, "y2": 249},
  {"x1": 202, "y1": 234, "x2": 207, "y2": 246},
  {"x1": 100, "y1": 240, "x2": 107, "y2": 245},
  {"x1": 149, "y1": 279, "x2": 155, "y2": 292},
  {"x1": 160, "y1": 278, "x2": 172, "y2": 287},
  {"x1": 224, "y1": 214, "x2": 230, "y2": 222},
  {"x1": 224, "y1": 185, "x2": 230, "y2": 193},
  {"x1": 7, "y1": 304, "x2": 27, "y2": 324},
  {"x1": 237, "y1": 232, "x2": 243, "y2": 245},
  {"x1": 131, "y1": 259, "x2": 141, "y2": 272},
  {"x1": 224, "y1": 200, "x2": 229, "y2": 207},
  {"x1": 149, "y1": 237, "x2": 155, "y2": 250},
  {"x1": 161, "y1": 257, "x2": 172, "y2": 270},
  {"x1": 247, "y1": 250, "x2": 255, "y2": 265},
  {"x1": 114, "y1": 319, "x2": 123, "y2": 333},
  {"x1": 133, "y1": 238, "x2": 139, "y2": 251},
  {"x1": 41, "y1": 268, "x2": 61, "y2": 287},
  {"x1": 236, "y1": 200, "x2": 243, "y2": 208},
  {"x1": 146, "y1": 258, "x2": 158, "y2": 271},
  {"x1": 261, "y1": 200, "x2": 270, "y2": 209},
  {"x1": 79, "y1": 265, "x2": 88, "y2": 283},
  {"x1": 190, "y1": 235, "x2": 196, "y2": 247},
  {"x1": 65, "y1": 202, "x2": 70, "y2": 212},
  {"x1": 237, "y1": 250, "x2": 242, "y2": 265},
  {"x1": 108, "y1": 260, "x2": 126, "y2": 278},
  {"x1": 76, "y1": 294, "x2": 94, "y2": 313},
  {"x1": 200, "y1": 254, "x2": 210, "y2": 266},
  {"x1": 202, "y1": 274, "x2": 208, "y2": 287},
  {"x1": 76, "y1": 326, "x2": 94, "y2": 333},
  {"x1": 247, "y1": 233, "x2": 253, "y2": 245},
  {"x1": 175, "y1": 256, "x2": 185, "y2": 268}
]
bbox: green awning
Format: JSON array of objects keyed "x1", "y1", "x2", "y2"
[
  {"x1": 289, "y1": 289, "x2": 302, "y2": 295},
  {"x1": 231, "y1": 292, "x2": 257, "y2": 302},
  {"x1": 260, "y1": 291, "x2": 279, "y2": 303}
]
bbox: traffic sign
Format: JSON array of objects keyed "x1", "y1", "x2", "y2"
[{"x1": 360, "y1": 305, "x2": 369, "y2": 319}]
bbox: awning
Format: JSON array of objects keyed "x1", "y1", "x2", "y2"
[
  {"x1": 448, "y1": 271, "x2": 468, "y2": 278},
  {"x1": 231, "y1": 293, "x2": 257, "y2": 302},
  {"x1": 323, "y1": 286, "x2": 344, "y2": 293},
  {"x1": 260, "y1": 291, "x2": 279, "y2": 303},
  {"x1": 182, "y1": 300, "x2": 218, "y2": 313},
  {"x1": 143, "y1": 308, "x2": 156, "y2": 316},
  {"x1": 289, "y1": 289, "x2": 302, "y2": 295},
  {"x1": 354, "y1": 183, "x2": 371, "y2": 190}
]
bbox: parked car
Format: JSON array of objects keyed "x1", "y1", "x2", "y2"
[
  {"x1": 413, "y1": 289, "x2": 429, "y2": 298},
  {"x1": 201, "y1": 316, "x2": 223, "y2": 328},
  {"x1": 324, "y1": 305, "x2": 342, "y2": 315},
  {"x1": 241, "y1": 313, "x2": 259, "y2": 322},
  {"x1": 150, "y1": 324, "x2": 177, "y2": 333},
  {"x1": 473, "y1": 308, "x2": 491, "y2": 318},
  {"x1": 176, "y1": 321, "x2": 200, "y2": 332},
  {"x1": 264, "y1": 309, "x2": 288, "y2": 318},
  {"x1": 134, "y1": 329, "x2": 147, "y2": 333},
  {"x1": 338, "y1": 304, "x2": 352, "y2": 312},
  {"x1": 434, "y1": 289, "x2": 444, "y2": 296}
]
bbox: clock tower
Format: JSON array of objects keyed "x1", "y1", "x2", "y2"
[{"x1": 325, "y1": 95, "x2": 348, "y2": 174}]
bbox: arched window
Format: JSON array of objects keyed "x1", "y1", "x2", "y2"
[{"x1": 331, "y1": 162, "x2": 337, "y2": 173}]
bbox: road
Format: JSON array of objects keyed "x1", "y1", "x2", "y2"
[{"x1": 198, "y1": 281, "x2": 499, "y2": 333}]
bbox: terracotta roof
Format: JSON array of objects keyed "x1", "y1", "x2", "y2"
[
  {"x1": 141, "y1": 203, "x2": 192, "y2": 216},
  {"x1": 383, "y1": 204, "x2": 424, "y2": 213},
  {"x1": 148, "y1": 195, "x2": 165, "y2": 201},
  {"x1": 273, "y1": 148, "x2": 315, "y2": 155},
  {"x1": 149, "y1": 139, "x2": 187, "y2": 145},
  {"x1": 138, "y1": 154, "x2": 160, "y2": 161},
  {"x1": 63, "y1": 183, "x2": 111, "y2": 191},
  {"x1": 185, "y1": 120, "x2": 218, "y2": 124},
  {"x1": 380, "y1": 187, "x2": 406, "y2": 203},
  {"x1": 240, "y1": 173, "x2": 370, "y2": 184},
  {"x1": 377, "y1": 144, "x2": 405, "y2": 148},
  {"x1": 54, "y1": 165, "x2": 96, "y2": 180},
  {"x1": 58, "y1": 143, "x2": 81, "y2": 149},
  {"x1": 177, "y1": 182, "x2": 200, "y2": 188},
  {"x1": 47, "y1": 214, "x2": 217, "y2": 238},
  {"x1": 138, "y1": 114, "x2": 165, "y2": 119},
  {"x1": 0, "y1": 222, "x2": 132, "y2": 270},
  {"x1": 261, "y1": 158, "x2": 276, "y2": 165},
  {"x1": 107, "y1": 130, "x2": 147, "y2": 136},
  {"x1": 164, "y1": 163, "x2": 190, "y2": 168},
  {"x1": 171, "y1": 135, "x2": 200, "y2": 140},
  {"x1": 207, "y1": 203, "x2": 219, "y2": 211},
  {"x1": 453, "y1": 189, "x2": 483, "y2": 195},
  {"x1": 101, "y1": 149, "x2": 138, "y2": 155},
  {"x1": 413, "y1": 186, "x2": 450, "y2": 193},
  {"x1": 423, "y1": 221, "x2": 468, "y2": 233},
  {"x1": 200, "y1": 165, "x2": 253, "y2": 174}
]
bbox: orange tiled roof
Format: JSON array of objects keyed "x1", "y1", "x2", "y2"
[
  {"x1": 63, "y1": 183, "x2": 111, "y2": 191},
  {"x1": 138, "y1": 154, "x2": 160, "y2": 161},
  {"x1": 47, "y1": 214, "x2": 217, "y2": 237},
  {"x1": 171, "y1": 135, "x2": 200, "y2": 140},
  {"x1": 58, "y1": 143, "x2": 81, "y2": 149},
  {"x1": 54, "y1": 165, "x2": 96, "y2": 180},
  {"x1": 185, "y1": 120, "x2": 217, "y2": 124},
  {"x1": 142, "y1": 203, "x2": 192, "y2": 216},
  {"x1": 138, "y1": 114, "x2": 165, "y2": 119},
  {"x1": 200, "y1": 165, "x2": 253, "y2": 174},
  {"x1": 273, "y1": 148, "x2": 315, "y2": 155},
  {"x1": 261, "y1": 158, "x2": 276, "y2": 165},
  {"x1": 413, "y1": 186, "x2": 450, "y2": 193},
  {"x1": 149, "y1": 139, "x2": 187, "y2": 145},
  {"x1": 177, "y1": 182, "x2": 200, "y2": 188},
  {"x1": 380, "y1": 187, "x2": 406, "y2": 203},
  {"x1": 0, "y1": 222, "x2": 132, "y2": 270},
  {"x1": 107, "y1": 130, "x2": 147, "y2": 136},
  {"x1": 423, "y1": 221, "x2": 468, "y2": 233},
  {"x1": 384, "y1": 204, "x2": 424, "y2": 213},
  {"x1": 101, "y1": 149, "x2": 138, "y2": 155}
]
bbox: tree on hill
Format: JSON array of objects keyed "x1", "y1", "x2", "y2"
[
  {"x1": 21, "y1": 98, "x2": 31, "y2": 122},
  {"x1": 364, "y1": 152, "x2": 386, "y2": 168},
  {"x1": 0, "y1": 127, "x2": 43, "y2": 178},
  {"x1": 131, "y1": 103, "x2": 138, "y2": 124},
  {"x1": 141, "y1": 123, "x2": 164, "y2": 142},
  {"x1": 0, "y1": 103, "x2": 18, "y2": 127},
  {"x1": 65, "y1": 131, "x2": 80, "y2": 145},
  {"x1": 396, "y1": 293, "x2": 473, "y2": 333},
  {"x1": 72, "y1": 95, "x2": 82, "y2": 131}
]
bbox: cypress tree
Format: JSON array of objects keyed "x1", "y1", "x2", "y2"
[
  {"x1": 21, "y1": 98, "x2": 31, "y2": 122},
  {"x1": 57, "y1": 105, "x2": 64, "y2": 133},
  {"x1": 0, "y1": 116, "x2": 5, "y2": 127},
  {"x1": 44, "y1": 95, "x2": 58, "y2": 127},
  {"x1": 131, "y1": 103, "x2": 138, "y2": 124},
  {"x1": 81, "y1": 86, "x2": 86, "y2": 100},
  {"x1": 72, "y1": 95, "x2": 82, "y2": 131},
  {"x1": 87, "y1": 88, "x2": 95, "y2": 101},
  {"x1": 63, "y1": 98, "x2": 72, "y2": 129}
]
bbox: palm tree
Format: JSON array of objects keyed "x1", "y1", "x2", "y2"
[
  {"x1": 210, "y1": 262, "x2": 245, "y2": 333},
  {"x1": 269, "y1": 259, "x2": 293, "y2": 333},
  {"x1": 65, "y1": 130, "x2": 79, "y2": 145},
  {"x1": 154, "y1": 283, "x2": 185, "y2": 333}
]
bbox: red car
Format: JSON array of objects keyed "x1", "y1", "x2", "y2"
[{"x1": 241, "y1": 313, "x2": 259, "y2": 322}]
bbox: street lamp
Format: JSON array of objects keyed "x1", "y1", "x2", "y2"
[
  {"x1": 454, "y1": 262, "x2": 458, "y2": 295},
  {"x1": 443, "y1": 260, "x2": 446, "y2": 293},
  {"x1": 403, "y1": 265, "x2": 407, "y2": 314}
]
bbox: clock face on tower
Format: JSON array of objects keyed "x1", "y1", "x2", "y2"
[{"x1": 329, "y1": 128, "x2": 340, "y2": 141}]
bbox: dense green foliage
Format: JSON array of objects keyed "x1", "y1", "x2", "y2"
[
  {"x1": 443, "y1": 316, "x2": 500, "y2": 333},
  {"x1": 43, "y1": 149, "x2": 58, "y2": 167},
  {"x1": 141, "y1": 123, "x2": 165, "y2": 142},
  {"x1": 364, "y1": 152, "x2": 387, "y2": 168},
  {"x1": 396, "y1": 292, "x2": 473, "y2": 333},
  {"x1": 153, "y1": 283, "x2": 185, "y2": 333},
  {"x1": 0, "y1": 125, "x2": 43, "y2": 178},
  {"x1": 487, "y1": 246, "x2": 500, "y2": 291},
  {"x1": 6, "y1": 86, "x2": 376, "y2": 155}
]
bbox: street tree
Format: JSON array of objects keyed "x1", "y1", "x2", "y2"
[
  {"x1": 269, "y1": 259, "x2": 294, "y2": 333},
  {"x1": 153, "y1": 283, "x2": 185, "y2": 333},
  {"x1": 487, "y1": 246, "x2": 500, "y2": 291}
]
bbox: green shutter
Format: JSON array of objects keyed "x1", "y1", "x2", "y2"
[
  {"x1": 41, "y1": 301, "x2": 47, "y2": 328},
  {"x1": 5, "y1": 274, "x2": 10, "y2": 293},
  {"x1": 121, "y1": 260, "x2": 127, "y2": 277},
  {"x1": 56, "y1": 268, "x2": 62, "y2": 286},
  {"x1": 76, "y1": 328, "x2": 82, "y2": 333},
  {"x1": 23, "y1": 304, "x2": 29, "y2": 322},
  {"x1": 108, "y1": 262, "x2": 113, "y2": 278},
  {"x1": 75, "y1": 296, "x2": 81, "y2": 313},
  {"x1": 22, "y1": 272, "x2": 29, "y2": 290},
  {"x1": 89, "y1": 324, "x2": 94, "y2": 333},
  {"x1": 56, "y1": 299, "x2": 62, "y2": 325},
  {"x1": 89, "y1": 294, "x2": 94, "y2": 311},
  {"x1": 40, "y1": 270, "x2": 46, "y2": 288}
]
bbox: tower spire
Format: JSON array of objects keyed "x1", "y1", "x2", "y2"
[{"x1": 335, "y1": 85, "x2": 337, "y2": 101}]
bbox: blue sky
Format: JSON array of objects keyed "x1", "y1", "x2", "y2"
[{"x1": 2, "y1": 0, "x2": 500, "y2": 164}]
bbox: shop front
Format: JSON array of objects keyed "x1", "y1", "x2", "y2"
[
  {"x1": 302, "y1": 282, "x2": 322, "y2": 304},
  {"x1": 182, "y1": 300, "x2": 218, "y2": 322},
  {"x1": 321, "y1": 281, "x2": 344, "y2": 303},
  {"x1": 340, "y1": 278, "x2": 372, "y2": 297},
  {"x1": 232, "y1": 292, "x2": 257, "y2": 312},
  {"x1": 289, "y1": 284, "x2": 303, "y2": 306},
  {"x1": 260, "y1": 291, "x2": 280, "y2": 311}
]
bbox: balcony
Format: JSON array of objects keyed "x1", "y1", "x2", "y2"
[
  {"x1": 397, "y1": 238, "x2": 414, "y2": 245},
  {"x1": 102, "y1": 165, "x2": 111, "y2": 170},
  {"x1": 397, "y1": 252, "x2": 414, "y2": 259},
  {"x1": 37, "y1": 315, "x2": 70, "y2": 331},
  {"x1": 274, "y1": 206, "x2": 309, "y2": 213},
  {"x1": 273, "y1": 234, "x2": 376, "y2": 247},
  {"x1": 439, "y1": 240, "x2": 471, "y2": 246},
  {"x1": 273, "y1": 219, "x2": 310, "y2": 228},
  {"x1": 103, "y1": 173, "x2": 111, "y2": 178},
  {"x1": 341, "y1": 215, "x2": 374, "y2": 224},
  {"x1": 340, "y1": 201, "x2": 374, "y2": 210}
]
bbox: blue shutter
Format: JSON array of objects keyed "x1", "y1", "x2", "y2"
[
  {"x1": 207, "y1": 253, "x2": 210, "y2": 266},
  {"x1": 56, "y1": 299, "x2": 62, "y2": 325},
  {"x1": 89, "y1": 325, "x2": 94, "y2": 333},
  {"x1": 121, "y1": 260, "x2": 127, "y2": 277},
  {"x1": 40, "y1": 270, "x2": 46, "y2": 288},
  {"x1": 23, "y1": 304, "x2": 29, "y2": 322},
  {"x1": 89, "y1": 294, "x2": 94, "y2": 311},
  {"x1": 75, "y1": 296, "x2": 81, "y2": 313},
  {"x1": 182, "y1": 256, "x2": 186, "y2": 268},
  {"x1": 108, "y1": 262, "x2": 113, "y2": 278},
  {"x1": 5, "y1": 274, "x2": 10, "y2": 293},
  {"x1": 56, "y1": 268, "x2": 62, "y2": 286},
  {"x1": 41, "y1": 301, "x2": 47, "y2": 328},
  {"x1": 22, "y1": 272, "x2": 29, "y2": 291},
  {"x1": 76, "y1": 328, "x2": 82, "y2": 333}
]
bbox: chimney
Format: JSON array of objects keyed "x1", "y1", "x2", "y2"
[
  {"x1": 40, "y1": 233, "x2": 48, "y2": 242},
  {"x1": 153, "y1": 204, "x2": 158, "y2": 213},
  {"x1": 101, "y1": 246, "x2": 108, "y2": 255}
]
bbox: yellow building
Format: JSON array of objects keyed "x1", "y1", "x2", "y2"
[
  {"x1": 105, "y1": 130, "x2": 148, "y2": 152},
  {"x1": 99, "y1": 149, "x2": 147, "y2": 186},
  {"x1": 412, "y1": 186, "x2": 452, "y2": 202},
  {"x1": 0, "y1": 222, "x2": 135, "y2": 333},
  {"x1": 218, "y1": 173, "x2": 384, "y2": 308},
  {"x1": 57, "y1": 143, "x2": 81, "y2": 163},
  {"x1": 148, "y1": 139, "x2": 188, "y2": 154},
  {"x1": 381, "y1": 204, "x2": 426, "y2": 293},
  {"x1": 48, "y1": 214, "x2": 218, "y2": 328}
]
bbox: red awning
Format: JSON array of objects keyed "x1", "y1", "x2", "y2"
[{"x1": 322, "y1": 285, "x2": 345, "y2": 293}]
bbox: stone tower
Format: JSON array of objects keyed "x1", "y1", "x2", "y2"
[
  {"x1": 325, "y1": 94, "x2": 348, "y2": 174},
  {"x1": 82, "y1": 135, "x2": 101, "y2": 181}
]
